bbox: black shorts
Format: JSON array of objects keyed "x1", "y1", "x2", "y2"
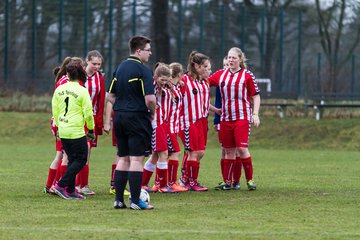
[{"x1": 113, "y1": 111, "x2": 152, "y2": 157}]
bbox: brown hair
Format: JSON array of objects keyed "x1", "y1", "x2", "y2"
[
  {"x1": 55, "y1": 56, "x2": 71, "y2": 82},
  {"x1": 169, "y1": 62, "x2": 183, "y2": 79},
  {"x1": 129, "y1": 35, "x2": 151, "y2": 54},
  {"x1": 229, "y1": 47, "x2": 247, "y2": 69},
  {"x1": 187, "y1": 51, "x2": 209, "y2": 80},
  {"x1": 86, "y1": 50, "x2": 103, "y2": 62},
  {"x1": 66, "y1": 58, "x2": 86, "y2": 83}
]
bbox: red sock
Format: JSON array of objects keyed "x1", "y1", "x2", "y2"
[
  {"x1": 155, "y1": 167, "x2": 168, "y2": 188},
  {"x1": 168, "y1": 160, "x2": 179, "y2": 185},
  {"x1": 111, "y1": 164, "x2": 116, "y2": 184},
  {"x1": 59, "y1": 164, "x2": 67, "y2": 179},
  {"x1": 81, "y1": 164, "x2": 89, "y2": 188},
  {"x1": 186, "y1": 160, "x2": 199, "y2": 185},
  {"x1": 242, "y1": 157, "x2": 253, "y2": 181},
  {"x1": 46, "y1": 168, "x2": 57, "y2": 188},
  {"x1": 223, "y1": 159, "x2": 234, "y2": 185},
  {"x1": 54, "y1": 159, "x2": 63, "y2": 184},
  {"x1": 233, "y1": 157, "x2": 242, "y2": 183},
  {"x1": 220, "y1": 158, "x2": 225, "y2": 177},
  {"x1": 142, "y1": 169, "x2": 154, "y2": 186},
  {"x1": 181, "y1": 152, "x2": 189, "y2": 180},
  {"x1": 76, "y1": 173, "x2": 81, "y2": 187}
]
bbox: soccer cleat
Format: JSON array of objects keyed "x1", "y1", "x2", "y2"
[
  {"x1": 168, "y1": 182, "x2": 188, "y2": 192},
  {"x1": 130, "y1": 200, "x2": 154, "y2": 210},
  {"x1": 44, "y1": 187, "x2": 50, "y2": 193},
  {"x1": 214, "y1": 182, "x2": 232, "y2": 190},
  {"x1": 146, "y1": 184, "x2": 160, "y2": 193},
  {"x1": 189, "y1": 182, "x2": 208, "y2": 192},
  {"x1": 159, "y1": 185, "x2": 177, "y2": 193},
  {"x1": 109, "y1": 186, "x2": 116, "y2": 195},
  {"x1": 124, "y1": 188, "x2": 130, "y2": 196},
  {"x1": 114, "y1": 200, "x2": 127, "y2": 209},
  {"x1": 232, "y1": 182, "x2": 241, "y2": 190},
  {"x1": 79, "y1": 185, "x2": 96, "y2": 195},
  {"x1": 247, "y1": 180, "x2": 256, "y2": 191},
  {"x1": 67, "y1": 190, "x2": 86, "y2": 199},
  {"x1": 51, "y1": 184, "x2": 70, "y2": 199},
  {"x1": 109, "y1": 187, "x2": 130, "y2": 196}
]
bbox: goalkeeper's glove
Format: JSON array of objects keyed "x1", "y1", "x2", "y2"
[{"x1": 86, "y1": 129, "x2": 96, "y2": 141}]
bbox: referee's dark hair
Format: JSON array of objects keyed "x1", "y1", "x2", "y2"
[{"x1": 129, "y1": 36, "x2": 151, "y2": 54}]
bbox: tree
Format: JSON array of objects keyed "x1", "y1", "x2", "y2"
[{"x1": 315, "y1": 0, "x2": 360, "y2": 92}]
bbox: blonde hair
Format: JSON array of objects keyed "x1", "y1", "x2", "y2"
[
  {"x1": 229, "y1": 47, "x2": 247, "y2": 69},
  {"x1": 169, "y1": 62, "x2": 183, "y2": 79},
  {"x1": 154, "y1": 62, "x2": 171, "y2": 78}
]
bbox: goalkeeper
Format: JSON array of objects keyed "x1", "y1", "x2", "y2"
[{"x1": 51, "y1": 58, "x2": 95, "y2": 200}]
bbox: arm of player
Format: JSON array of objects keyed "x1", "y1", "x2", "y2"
[
  {"x1": 251, "y1": 94, "x2": 261, "y2": 128},
  {"x1": 145, "y1": 94, "x2": 156, "y2": 121},
  {"x1": 103, "y1": 101, "x2": 113, "y2": 134},
  {"x1": 106, "y1": 92, "x2": 116, "y2": 105}
]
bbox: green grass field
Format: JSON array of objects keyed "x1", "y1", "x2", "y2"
[{"x1": 0, "y1": 112, "x2": 360, "y2": 239}]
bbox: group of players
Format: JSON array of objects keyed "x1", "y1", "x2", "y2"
[{"x1": 45, "y1": 35, "x2": 261, "y2": 210}]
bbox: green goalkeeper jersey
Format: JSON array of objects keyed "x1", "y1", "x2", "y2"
[{"x1": 52, "y1": 81, "x2": 94, "y2": 139}]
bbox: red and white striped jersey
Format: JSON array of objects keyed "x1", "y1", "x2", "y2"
[
  {"x1": 152, "y1": 85, "x2": 172, "y2": 129},
  {"x1": 168, "y1": 84, "x2": 183, "y2": 134},
  {"x1": 208, "y1": 68, "x2": 260, "y2": 122},
  {"x1": 85, "y1": 71, "x2": 105, "y2": 116},
  {"x1": 199, "y1": 79, "x2": 210, "y2": 118},
  {"x1": 55, "y1": 75, "x2": 68, "y2": 90},
  {"x1": 180, "y1": 74, "x2": 204, "y2": 128}
]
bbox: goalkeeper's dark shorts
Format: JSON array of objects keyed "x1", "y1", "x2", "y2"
[{"x1": 113, "y1": 111, "x2": 152, "y2": 157}]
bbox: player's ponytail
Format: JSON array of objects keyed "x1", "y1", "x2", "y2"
[
  {"x1": 187, "y1": 50, "x2": 209, "y2": 80},
  {"x1": 55, "y1": 56, "x2": 72, "y2": 83}
]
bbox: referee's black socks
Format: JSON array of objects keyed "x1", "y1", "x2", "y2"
[
  {"x1": 128, "y1": 171, "x2": 143, "y2": 204},
  {"x1": 114, "y1": 170, "x2": 128, "y2": 202}
]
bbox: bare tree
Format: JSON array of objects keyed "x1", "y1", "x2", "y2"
[{"x1": 316, "y1": 0, "x2": 360, "y2": 92}]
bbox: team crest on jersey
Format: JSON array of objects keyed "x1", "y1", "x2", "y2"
[
  {"x1": 174, "y1": 96, "x2": 179, "y2": 103},
  {"x1": 192, "y1": 88, "x2": 198, "y2": 94},
  {"x1": 162, "y1": 91, "x2": 166, "y2": 97},
  {"x1": 221, "y1": 82, "x2": 225, "y2": 87}
]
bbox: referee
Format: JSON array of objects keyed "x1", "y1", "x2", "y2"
[{"x1": 106, "y1": 36, "x2": 156, "y2": 210}]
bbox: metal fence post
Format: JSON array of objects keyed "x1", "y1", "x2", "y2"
[
  {"x1": 297, "y1": 10, "x2": 302, "y2": 95},
  {"x1": 351, "y1": 54, "x2": 355, "y2": 93},
  {"x1": 177, "y1": 0, "x2": 183, "y2": 63},
  {"x1": 108, "y1": 0, "x2": 113, "y2": 82},
  {"x1": 83, "y1": 0, "x2": 88, "y2": 58},
  {"x1": 58, "y1": 0, "x2": 64, "y2": 63},
  {"x1": 4, "y1": 0, "x2": 9, "y2": 82},
  {"x1": 198, "y1": 0, "x2": 204, "y2": 52},
  {"x1": 219, "y1": 1, "x2": 225, "y2": 58},
  {"x1": 132, "y1": 0, "x2": 136, "y2": 35},
  {"x1": 32, "y1": 0, "x2": 37, "y2": 80},
  {"x1": 278, "y1": 8, "x2": 284, "y2": 91}
]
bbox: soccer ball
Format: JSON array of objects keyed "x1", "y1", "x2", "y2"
[{"x1": 129, "y1": 189, "x2": 150, "y2": 204}]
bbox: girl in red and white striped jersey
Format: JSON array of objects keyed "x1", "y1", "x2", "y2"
[
  {"x1": 208, "y1": 47, "x2": 261, "y2": 191},
  {"x1": 142, "y1": 63, "x2": 174, "y2": 193},
  {"x1": 178, "y1": 51, "x2": 211, "y2": 191},
  {"x1": 164, "y1": 62, "x2": 188, "y2": 192},
  {"x1": 76, "y1": 50, "x2": 105, "y2": 195}
]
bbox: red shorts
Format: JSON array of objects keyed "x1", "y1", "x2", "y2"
[
  {"x1": 220, "y1": 120, "x2": 251, "y2": 148},
  {"x1": 200, "y1": 118, "x2": 208, "y2": 146},
  {"x1": 179, "y1": 120, "x2": 206, "y2": 151},
  {"x1": 168, "y1": 133, "x2": 180, "y2": 152},
  {"x1": 152, "y1": 123, "x2": 169, "y2": 152}
]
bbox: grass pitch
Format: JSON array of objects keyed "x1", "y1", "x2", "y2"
[{"x1": 0, "y1": 112, "x2": 359, "y2": 239}]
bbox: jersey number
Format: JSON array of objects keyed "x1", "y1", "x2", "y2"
[{"x1": 64, "y1": 97, "x2": 69, "y2": 116}]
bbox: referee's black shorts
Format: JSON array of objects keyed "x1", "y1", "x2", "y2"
[{"x1": 113, "y1": 111, "x2": 152, "y2": 157}]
